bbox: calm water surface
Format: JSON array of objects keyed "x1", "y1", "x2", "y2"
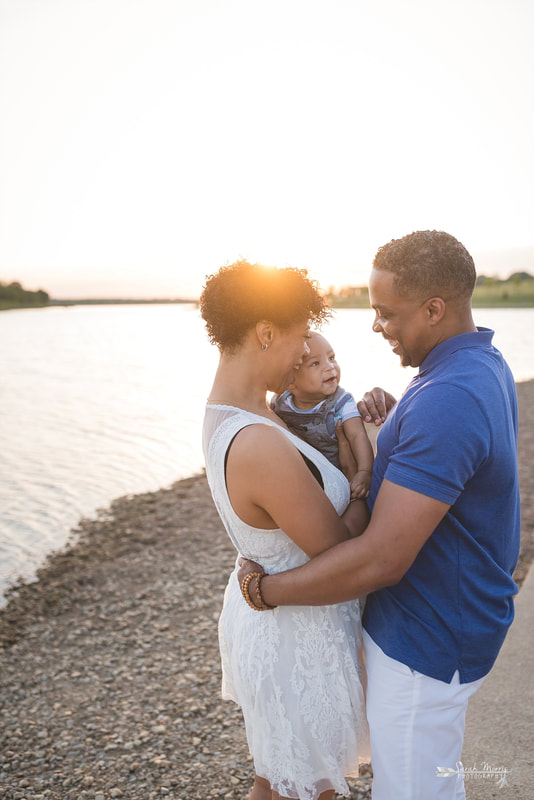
[{"x1": 1, "y1": 304, "x2": 533, "y2": 599}]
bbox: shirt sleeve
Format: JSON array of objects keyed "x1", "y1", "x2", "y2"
[
  {"x1": 384, "y1": 383, "x2": 491, "y2": 505},
  {"x1": 336, "y1": 391, "x2": 361, "y2": 423}
]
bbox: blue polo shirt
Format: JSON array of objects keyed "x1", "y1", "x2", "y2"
[{"x1": 363, "y1": 328, "x2": 520, "y2": 683}]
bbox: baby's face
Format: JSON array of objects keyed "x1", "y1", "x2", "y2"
[{"x1": 291, "y1": 333, "x2": 341, "y2": 402}]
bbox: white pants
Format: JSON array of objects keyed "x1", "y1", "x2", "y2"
[{"x1": 363, "y1": 630, "x2": 485, "y2": 800}]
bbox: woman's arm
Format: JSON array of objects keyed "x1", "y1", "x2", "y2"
[
  {"x1": 225, "y1": 423, "x2": 366, "y2": 558},
  {"x1": 239, "y1": 479, "x2": 450, "y2": 606}
]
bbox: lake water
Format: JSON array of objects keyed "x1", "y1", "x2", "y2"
[{"x1": 1, "y1": 303, "x2": 533, "y2": 600}]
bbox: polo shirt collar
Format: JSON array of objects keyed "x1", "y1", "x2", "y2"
[{"x1": 418, "y1": 327, "x2": 494, "y2": 378}]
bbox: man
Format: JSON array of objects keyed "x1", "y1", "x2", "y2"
[{"x1": 238, "y1": 230, "x2": 520, "y2": 800}]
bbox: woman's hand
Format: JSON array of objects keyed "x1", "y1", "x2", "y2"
[
  {"x1": 237, "y1": 556, "x2": 264, "y2": 586},
  {"x1": 357, "y1": 387, "x2": 397, "y2": 426}
]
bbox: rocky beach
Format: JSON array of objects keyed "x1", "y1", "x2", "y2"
[{"x1": 1, "y1": 380, "x2": 533, "y2": 800}]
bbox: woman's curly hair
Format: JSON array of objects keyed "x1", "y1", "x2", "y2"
[{"x1": 200, "y1": 260, "x2": 330, "y2": 351}]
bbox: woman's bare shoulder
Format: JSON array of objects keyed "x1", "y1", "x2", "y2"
[
  {"x1": 229, "y1": 420, "x2": 303, "y2": 468},
  {"x1": 232, "y1": 419, "x2": 292, "y2": 446}
]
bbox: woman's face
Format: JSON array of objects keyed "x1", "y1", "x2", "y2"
[{"x1": 269, "y1": 321, "x2": 311, "y2": 395}]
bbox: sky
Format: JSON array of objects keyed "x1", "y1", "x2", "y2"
[{"x1": 0, "y1": 0, "x2": 533, "y2": 300}]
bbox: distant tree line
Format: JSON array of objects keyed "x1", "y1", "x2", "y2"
[
  {"x1": 475, "y1": 271, "x2": 533, "y2": 286},
  {"x1": 51, "y1": 297, "x2": 195, "y2": 306},
  {"x1": 2, "y1": 270, "x2": 533, "y2": 312},
  {"x1": 327, "y1": 271, "x2": 534, "y2": 308},
  {"x1": 0, "y1": 281, "x2": 50, "y2": 309},
  {"x1": 0, "y1": 282, "x2": 197, "y2": 310}
]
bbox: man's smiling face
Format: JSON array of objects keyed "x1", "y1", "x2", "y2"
[{"x1": 369, "y1": 268, "x2": 435, "y2": 368}]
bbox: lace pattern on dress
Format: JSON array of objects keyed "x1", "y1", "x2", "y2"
[{"x1": 203, "y1": 404, "x2": 369, "y2": 800}]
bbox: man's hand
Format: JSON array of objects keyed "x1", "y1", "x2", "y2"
[{"x1": 357, "y1": 387, "x2": 397, "y2": 426}]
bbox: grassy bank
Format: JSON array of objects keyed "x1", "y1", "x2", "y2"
[
  {"x1": 328, "y1": 273, "x2": 534, "y2": 308},
  {"x1": 0, "y1": 302, "x2": 49, "y2": 311},
  {"x1": 3, "y1": 274, "x2": 533, "y2": 311},
  {"x1": 471, "y1": 281, "x2": 534, "y2": 307}
]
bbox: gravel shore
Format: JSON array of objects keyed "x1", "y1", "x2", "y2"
[{"x1": 1, "y1": 380, "x2": 533, "y2": 800}]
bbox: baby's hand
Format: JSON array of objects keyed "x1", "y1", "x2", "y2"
[{"x1": 350, "y1": 470, "x2": 372, "y2": 499}]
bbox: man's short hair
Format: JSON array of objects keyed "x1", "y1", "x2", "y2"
[{"x1": 373, "y1": 231, "x2": 476, "y2": 301}]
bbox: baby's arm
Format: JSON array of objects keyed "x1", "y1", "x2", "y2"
[{"x1": 340, "y1": 416, "x2": 374, "y2": 499}]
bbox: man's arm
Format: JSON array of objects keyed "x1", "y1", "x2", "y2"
[{"x1": 239, "y1": 479, "x2": 450, "y2": 606}]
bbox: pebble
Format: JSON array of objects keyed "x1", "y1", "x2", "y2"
[
  {"x1": 1, "y1": 387, "x2": 532, "y2": 800},
  {"x1": 1, "y1": 478, "x2": 365, "y2": 800}
]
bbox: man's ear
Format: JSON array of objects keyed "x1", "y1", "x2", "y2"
[{"x1": 425, "y1": 297, "x2": 446, "y2": 326}]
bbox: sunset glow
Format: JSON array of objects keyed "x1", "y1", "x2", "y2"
[{"x1": 1, "y1": 0, "x2": 533, "y2": 299}]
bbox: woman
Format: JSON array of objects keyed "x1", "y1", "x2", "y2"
[{"x1": 201, "y1": 261, "x2": 369, "y2": 800}]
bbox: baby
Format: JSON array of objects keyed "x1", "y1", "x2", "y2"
[{"x1": 271, "y1": 332, "x2": 374, "y2": 498}]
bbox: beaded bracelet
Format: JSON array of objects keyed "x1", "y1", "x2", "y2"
[
  {"x1": 240, "y1": 571, "x2": 277, "y2": 611},
  {"x1": 255, "y1": 573, "x2": 277, "y2": 610}
]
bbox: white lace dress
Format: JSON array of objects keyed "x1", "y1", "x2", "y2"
[{"x1": 203, "y1": 404, "x2": 369, "y2": 800}]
